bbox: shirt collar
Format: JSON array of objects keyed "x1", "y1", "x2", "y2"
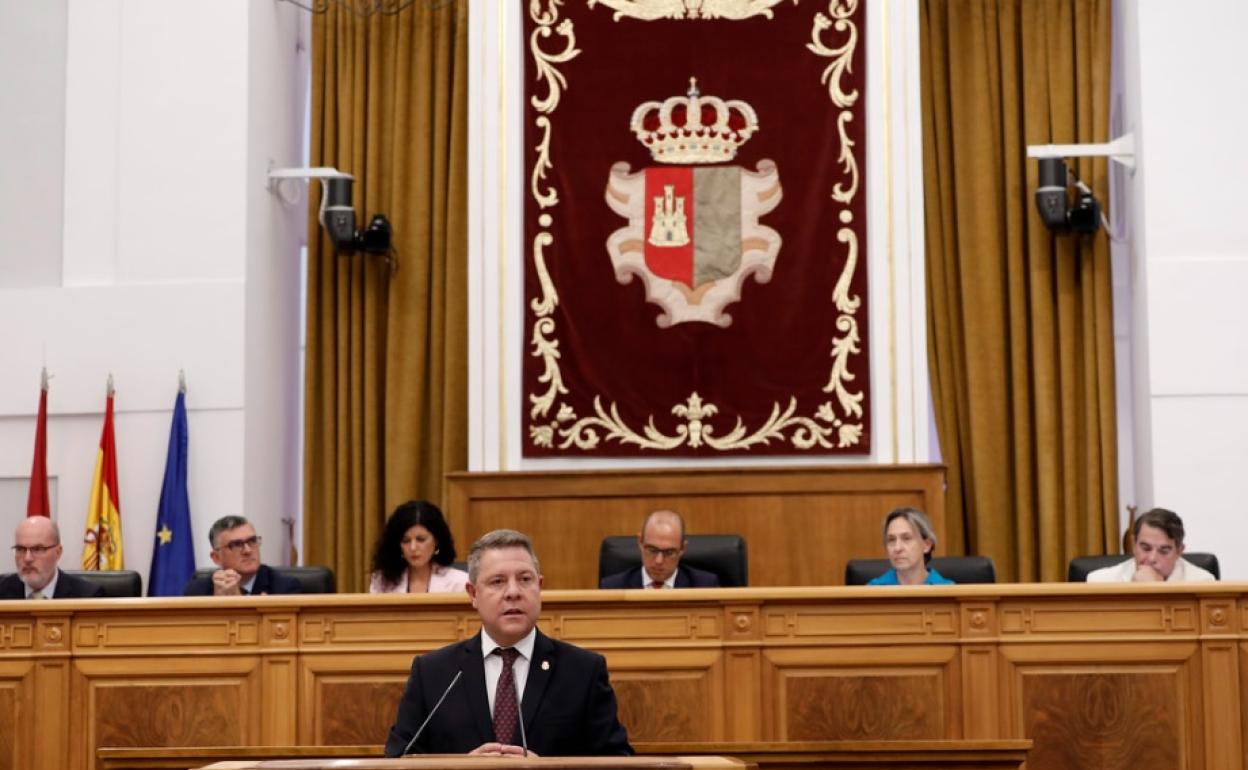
[
  {"x1": 27, "y1": 569, "x2": 60, "y2": 599},
  {"x1": 481, "y1": 627, "x2": 537, "y2": 660},
  {"x1": 642, "y1": 567, "x2": 677, "y2": 589}
]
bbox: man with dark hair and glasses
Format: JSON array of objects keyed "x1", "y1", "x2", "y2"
[
  {"x1": 600, "y1": 509, "x2": 719, "y2": 589},
  {"x1": 182, "y1": 515, "x2": 301, "y2": 596},
  {"x1": 1, "y1": 516, "x2": 105, "y2": 599}
]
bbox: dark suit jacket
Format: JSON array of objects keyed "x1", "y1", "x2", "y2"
[
  {"x1": 599, "y1": 563, "x2": 720, "y2": 589},
  {"x1": 0, "y1": 569, "x2": 106, "y2": 599},
  {"x1": 384, "y1": 629, "x2": 632, "y2": 757},
  {"x1": 182, "y1": 564, "x2": 303, "y2": 596}
]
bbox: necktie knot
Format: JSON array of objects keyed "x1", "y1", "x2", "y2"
[
  {"x1": 651, "y1": 580, "x2": 665, "y2": 589},
  {"x1": 29, "y1": 589, "x2": 46, "y2": 600},
  {"x1": 497, "y1": 647, "x2": 520, "y2": 666}
]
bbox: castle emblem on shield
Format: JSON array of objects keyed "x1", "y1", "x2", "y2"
[{"x1": 606, "y1": 78, "x2": 782, "y2": 328}]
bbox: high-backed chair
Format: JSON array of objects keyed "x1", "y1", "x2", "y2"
[
  {"x1": 598, "y1": 534, "x2": 748, "y2": 587},
  {"x1": 1067, "y1": 553, "x2": 1220, "y2": 581},
  {"x1": 192, "y1": 565, "x2": 336, "y2": 593},
  {"x1": 844, "y1": 556, "x2": 997, "y2": 585},
  {"x1": 62, "y1": 569, "x2": 143, "y2": 597}
]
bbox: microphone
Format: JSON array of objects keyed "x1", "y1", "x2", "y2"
[
  {"x1": 401, "y1": 669, "x2": 463, "y2": 756},
  {"x1": 515, "y1": 664, "x2": 529, "y2": 757}
]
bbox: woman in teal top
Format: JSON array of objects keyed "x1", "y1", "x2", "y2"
[{"x1": 867, "y1": 507, "x2": 955, "y2": 585}]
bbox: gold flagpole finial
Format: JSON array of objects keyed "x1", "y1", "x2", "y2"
[
  {"x1": 178, "y1": 369, "x2": 187, "y2": 394},
  {"x1": 106, "y1": 373, "x2": 115, "y2": 397},
  {"x1": 40, "y1": 366, "x2": 49, "y2": 391}
]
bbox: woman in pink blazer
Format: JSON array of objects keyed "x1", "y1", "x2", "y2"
[{"x1": 368, "y1": 500, "x2": 469, "y2": 594}]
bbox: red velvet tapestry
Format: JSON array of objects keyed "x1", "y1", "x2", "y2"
[{"x1": 522, "y1": 0, "x2": 870, "y2": 457}]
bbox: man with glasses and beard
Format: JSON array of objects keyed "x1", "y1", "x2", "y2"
[
  {"x1": 182, "y1": 515, "x2": 301, "y2": 596},
  {"x1": 1, "y1": 516, "x2": 105, "y2": 599},
  {"x1": 599, "y1": 509, "x2": 719, "y2": 589}
]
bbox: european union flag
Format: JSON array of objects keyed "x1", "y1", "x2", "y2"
[{"x1": 148, "y1": 388, "x2": 194, "y2": 596}]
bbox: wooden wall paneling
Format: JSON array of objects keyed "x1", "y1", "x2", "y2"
[
  {"x1": 445, "y1": 466, "x2": 946, "y2": 588},
  {"x1": 0, "y1": 659, "x2": 34, "y2": 770},
  {"x1": 604, "y1": 648, "x2": 727, "y2": 743},
  {"x1": 6, "y1": 584, "x2": 1248, "y2": 768},
  {"x1": 959, "y1": 601, "x2": 1000, "y2": 739},
  {"x1": 1200, "y1": 597, "x2": 1243, "y2": 770},
  {"x1": 761, "y1": 645, "x2": 959, "y2": 742},
  {"x1": 28, "y1": 613, "x2": 73, "y2": 770},
  {"x1": 298, "y1": 605, "x2": 476, "y2": 652},
  {"x1": 297, "y1": 652, "x2": 416, "y2": 746},
  {"x1": 1242, "y1": 639, "x2": 1248, "y2": 770},
  {"x1": 722, "y1": 603, "x2": 762, "y2": 742},
  {"x1": 261, "y1": 612, "x2": 299, "y2": 744},
  {"x1": 1000, "y1": 641, "x2": 1202, "y2": 770},
  {"x1": 71, "y1": 655, "x2": 264, "y2": 770}
]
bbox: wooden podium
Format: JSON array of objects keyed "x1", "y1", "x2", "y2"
[{"x1": 195, "y1": 757, "x2": 750, "y2": 770}]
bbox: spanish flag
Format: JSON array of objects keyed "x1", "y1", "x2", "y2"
[{"x1": 83, "y1": 377, "x2": 123, "y2": 570}]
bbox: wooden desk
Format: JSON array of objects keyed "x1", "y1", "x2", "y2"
[
  {"x1": 196, "y1": 757, "x2": 749, "y2": 770},
  {"x1": 4, "y1": 584, "x2": 1244, "y2": 770}
]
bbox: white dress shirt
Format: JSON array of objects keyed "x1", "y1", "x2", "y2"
[{"x1": 481, "y1": 627, "x2": 536, "y2": 713}]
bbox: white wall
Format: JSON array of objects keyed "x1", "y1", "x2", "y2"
[
  {"x1": 467, "y1": 0, "x2": 934, "y2": 471},
  {"x1": 1123, "y1": 1, "x2": 1248, "y2": 578},
  {"x1": 0, "y1": 0, "x2": 306, "y2": 585}
]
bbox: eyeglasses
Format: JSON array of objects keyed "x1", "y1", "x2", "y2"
[
  {"x1": 12, "y1": 544, "x2": 57, "y2": 557},
  {"x1": 218, "y1": 535, "x2": 262, "y2": 553},
  {"x1": 642, "y1": 544, "x2": 681, "y2": 559}
]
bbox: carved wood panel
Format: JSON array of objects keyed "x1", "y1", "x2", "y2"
[
  {"x1": 0, "y1": 660, "x2": 34, "y2": 770},
  {"x1": 90, "y1": 682, "x2": 249, "y2": 748},
  {"x1": 612, "y1": 672, "x2": 715, "y2": 742},
  {"x1": 780, "y1": 670, "x2": 946, "y2": 740},
  {"x1": 0, "y1": 680, "x2": 17, "y2": 770},
  {"x1": 1020, "y1": 671, "x2": 1185, "y2": 770},
  {"x1": 315, "y1": 678, "x2": 406, "y2": 745}
]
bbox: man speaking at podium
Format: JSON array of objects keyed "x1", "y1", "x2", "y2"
[{"x1": 384, "y1": 529, "x2": 633, "y2": 757}]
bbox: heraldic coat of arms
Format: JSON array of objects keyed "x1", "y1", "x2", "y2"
[{"x1": 606, "y1": 78, "x2": 782, "y2": 328}]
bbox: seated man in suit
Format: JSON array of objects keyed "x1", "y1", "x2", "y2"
[
  {"x1": 600, "y1": 509, "x2": 719, "y2": 589},
  {"x1": 1087, "y1": 507, "x2": 1215, "y2": 583},
  {"x1": 1, "y1": 516, "x2": 105, "y2": 599},
  {"x1": 385, "y1": 528, "x2": 632, "y2": 757},
  {"x1": 182, "y1": 515, "x2": 302, "y2": 596}
]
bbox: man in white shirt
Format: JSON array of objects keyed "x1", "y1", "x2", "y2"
[
  {"x1": 384, "y1": 529, "x2": 632, "y2": 757},
  {"x1": 1087, "y1": 508, "x2": 1216, "y2": 583}
]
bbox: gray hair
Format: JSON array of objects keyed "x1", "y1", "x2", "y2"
[
  {"x1": 467, "y1": 529, "x2": 541, "y2": 583},
  {"x1": 208, "y1": 515, "x2": 250, "y2": 549},
  {"x1": 882, "y1": 507, "x2": 938, "y2": 564}
]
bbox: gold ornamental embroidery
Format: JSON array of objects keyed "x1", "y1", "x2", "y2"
[
  {"x1": 588, "y1": 0, "x2": 791, "y2": 22},
  {"x1": 527, "y1": 2, "x2": 580, "y2": 423},
  {"x1": 528, "y1": 1, "x2": 867, "y2": 451}
]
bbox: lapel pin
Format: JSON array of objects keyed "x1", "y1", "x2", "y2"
[{"x1": 541, "y1": 660, "x2": 550, "y2": 671}]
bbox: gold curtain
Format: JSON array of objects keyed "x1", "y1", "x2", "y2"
[
  {"x1": 304, "y1": 1, "x2": 468, "y2": 592},
  {"x1": 921, "y1": 0, "x2": 1118, "y2": 581}
]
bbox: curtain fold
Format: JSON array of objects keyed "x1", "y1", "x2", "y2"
[
  {"x1": 304, "y1": 1, "x2": 468, "y2": 593},
  {"x1": 921, "y1": 0, "x2": 1117, "y2": 581}
]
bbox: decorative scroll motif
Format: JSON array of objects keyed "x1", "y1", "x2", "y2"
[
  {"x1": 525, "y1": 1, "x2": 869, "y2": 454},
  {"x1": 527, "y1": 2, "x2": 581, "y2": 423},
  {"x1": 809, "y1": 0, "x2": 864, "y2": 445},
  {"x1": 547, "y1": 392, "x2": 847, "y2": 451},
  {"x1": 587, "y1": 0, "x2": 791, "y2": 22}
]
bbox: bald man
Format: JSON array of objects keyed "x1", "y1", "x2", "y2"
[
  {"x1": 1, "y1": 517, "x2": 105, "y2": 599},
  {"x1": 599, "y1": 510, "x2": 720, "y2": 589}
]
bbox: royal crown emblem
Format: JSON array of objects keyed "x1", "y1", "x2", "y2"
[
  {"x1": 631, "y1": 77, "x2": 760, "y2": 165},
  {"x1": 606, "y1": 78, "x2": 781, "y2": 328}
]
